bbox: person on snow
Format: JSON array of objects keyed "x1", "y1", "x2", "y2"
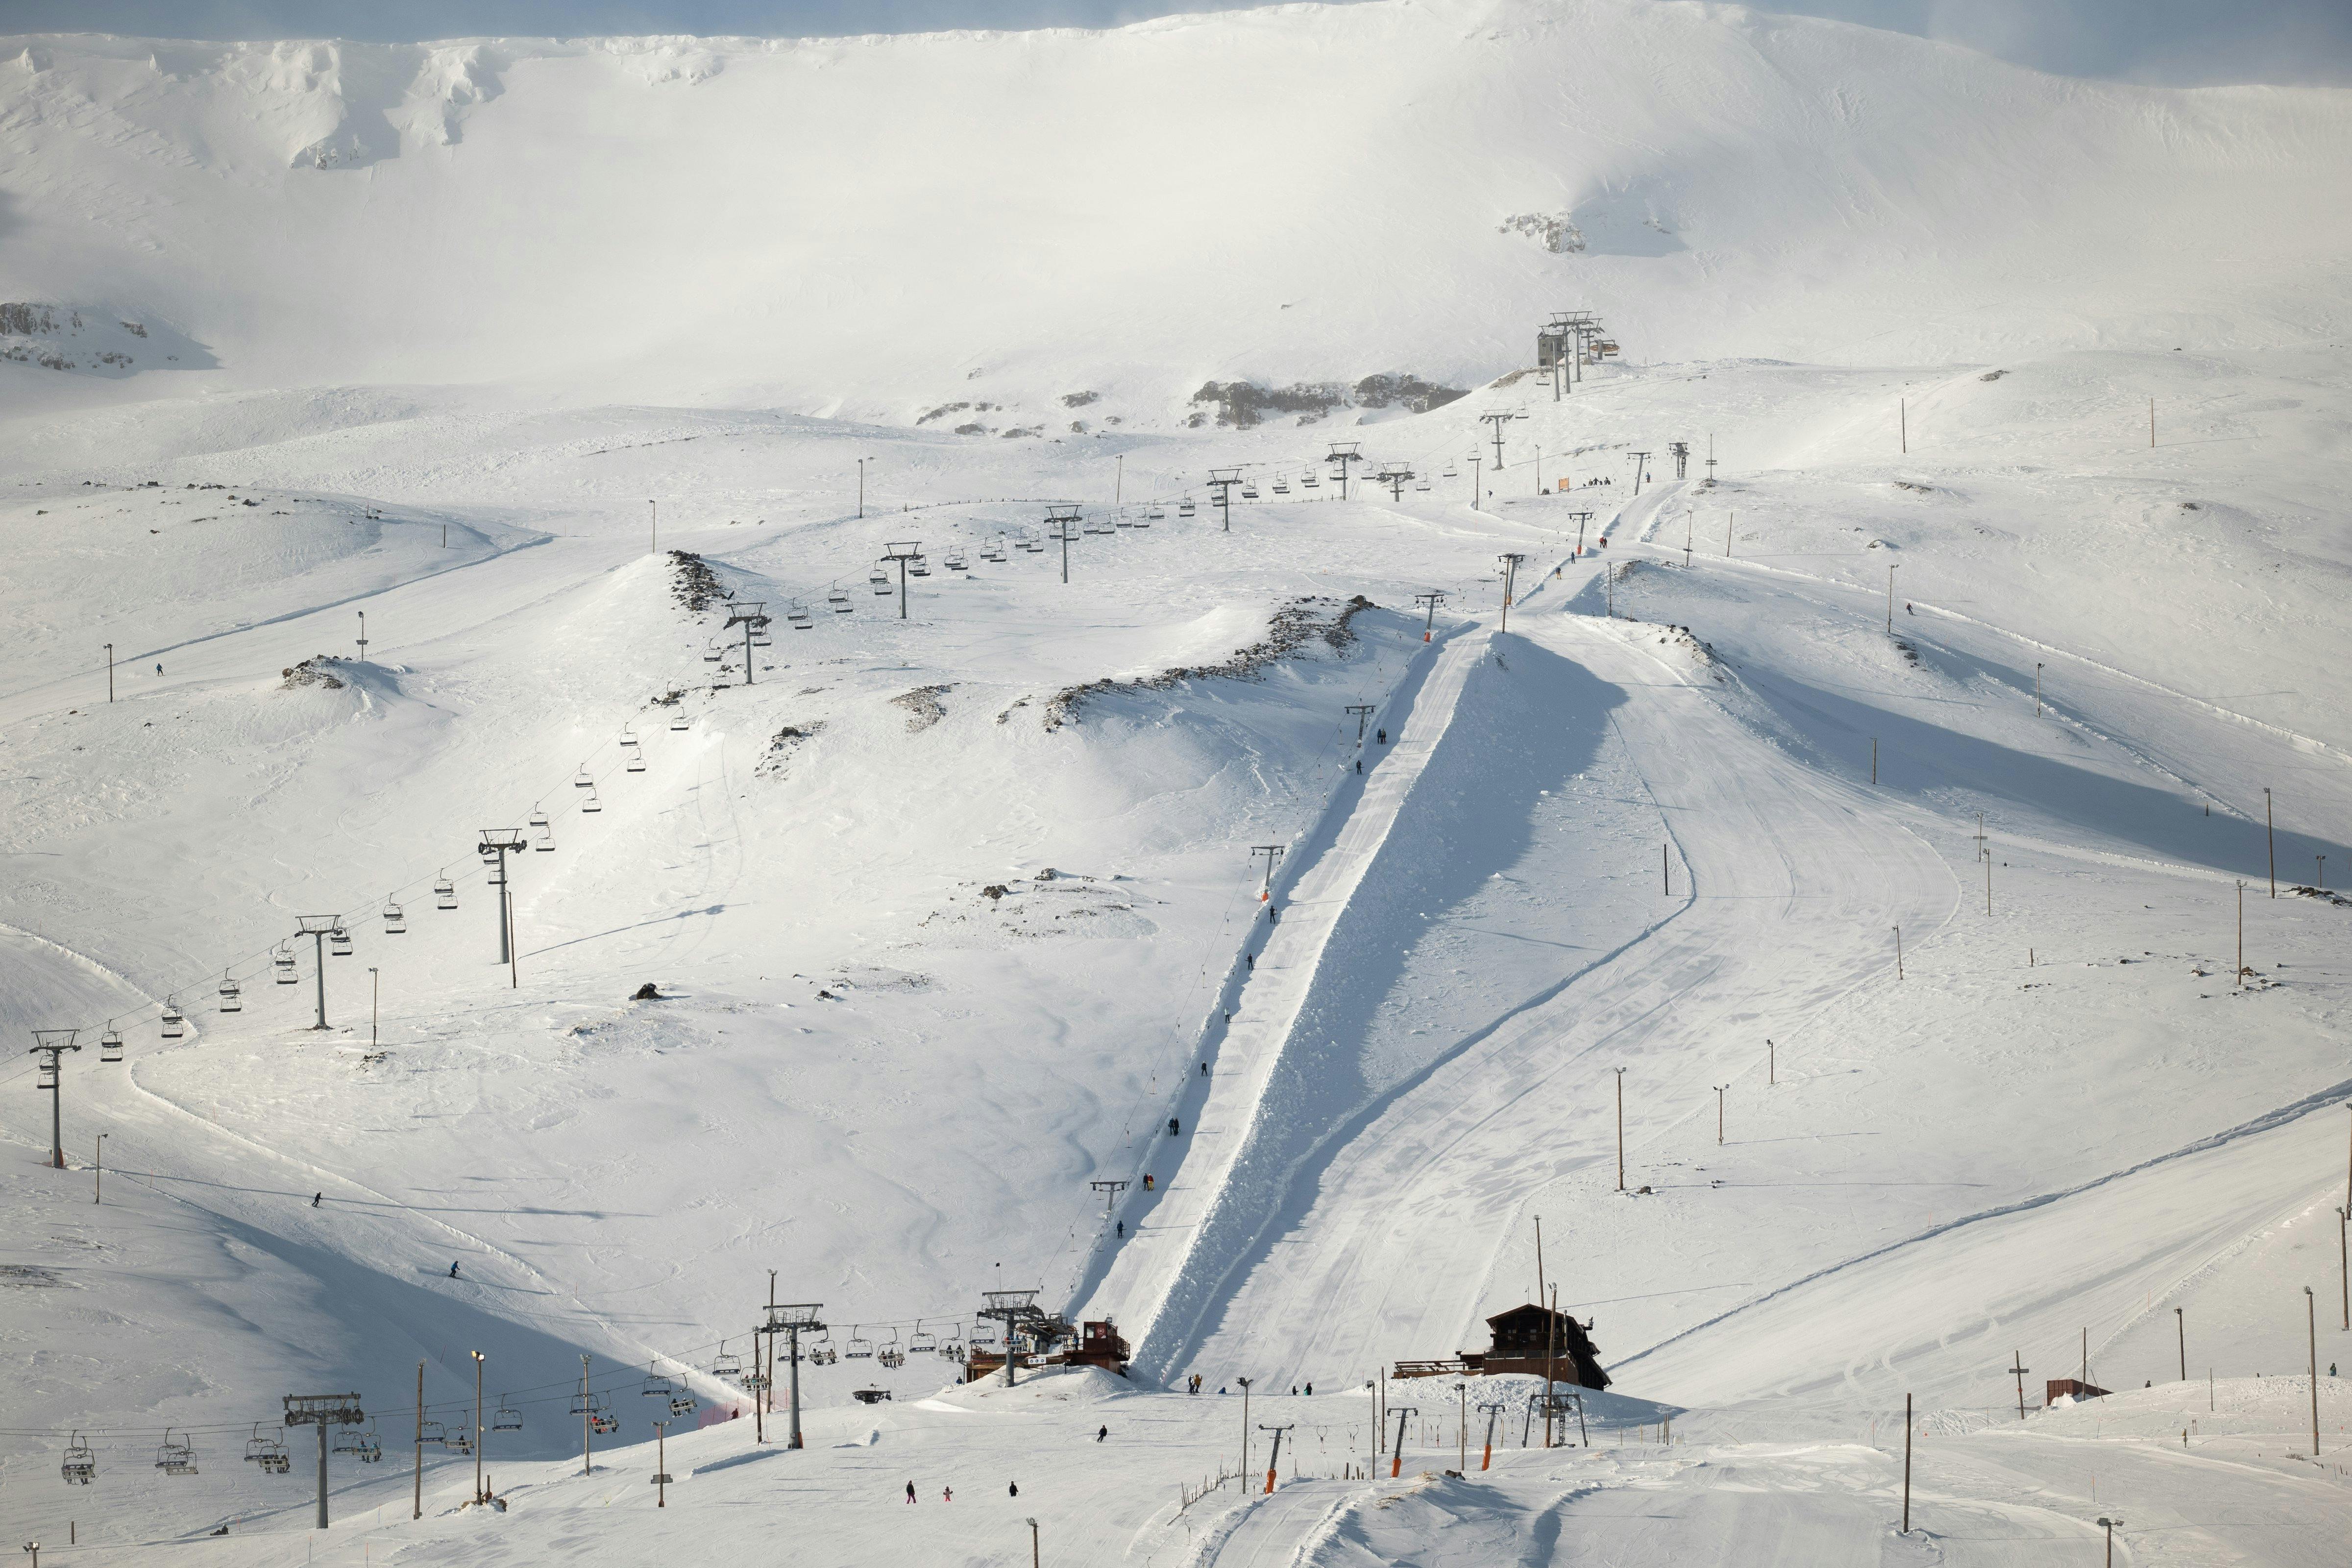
[
  {"x1": 1008, "y1": 1481, "x2": 1019, "y2": 1498},
  {"x1": 448, "y1": 1262, "x2": 460, "y2": 1278},
  {"x1": 1168, "y1": 1117, "x2": 1180, "y2": 1137},
  {"x1": 942, "y1": 1486, "x2": 953, "y2": 1502},
  {"x1": 1142, "y1": 1174, "x2": 1154, "y2": 1191},
  {"x1": 1246, "y1": 954, "x2": 1254, "y2": 971},
  {"x1": 906, "y1": 1481, "x2": 917, "y2": 1504},
  {"x1": 312, "y1": 1193, "x2": 321, "y2": 1207},
  {"x1": 1097, "y1": 1425, "x2": 1108, "y2": 1442},
  {"x1": 1305, "y1": 1383, "x2": 1313, "y2": 1396},
  {"x1": 1115, "y1": 1220, "x2": 1124, "y2": 1238}
]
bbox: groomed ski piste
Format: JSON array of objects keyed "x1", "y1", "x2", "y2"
[{"x1": 4, "y1": 1, "x2": 2352, "y2": 1564}]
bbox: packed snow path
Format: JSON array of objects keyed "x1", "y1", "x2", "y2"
[
  {"x1": 1168, "y1": 583, "x2": 1953, "y2": 1387},
  {"x1": 1081, "y1": 625, "x2": 1489, "y2": 1371}
]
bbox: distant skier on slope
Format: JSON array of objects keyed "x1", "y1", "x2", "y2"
[
  {"x1": 448, "y1": 1262, "x2": 460, "y2": 1278},
  {"x1": 312, "y1": 1193, "x2": 321, "y2": 1207},
  {"x1": 905, "y1": 1481, "x2": 916, "y2": 1504}
]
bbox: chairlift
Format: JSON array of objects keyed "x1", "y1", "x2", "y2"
[
  {"x1": 712, "y1": 1342, "x2": 743, "y2": 1380},
  {"x1": 627, "y1": 748, "x2": 645, "y2": 773},
  {"x1": 786, "y1": 604, "x2": 812, "y2": 630},
  {"x1": 273, "y1": 945, "x2": 298, "y2": 983},
  {"x1": 844, "y1": 1326, "x2": 874, "y2": 1360},
  {"x1": 161, "y1": 996, "x2": 184, "y2": 1039},
  {"x1": 492, "y1": 1401, "x2": 523, "y2": 1432},
  {"x1": 669, "y1": 710, "x2": 690, "y2": 732},
  {"x1": 946, "y1": 552, "x2": 968, "y2": 570},
  {"x1": 909, "y1": 1320, "x2": 937, "y2": 1355},
  {"x1": 589, "y1": 1408, "x2": 618, "y2": 1436},
  {"x1": 642, "y1": 1372, "x2": 674, "y2": 1399},
  {"x1": 1241, "y1": 482, "x2": 1260, "y2": 500},
  {"x1": 1145, "y1": 507, "x2": 1163, "y2": 522},
  {"x1": 879, "y1": 1347, "x2": 905, "y2": 1370},
  {"x1": 217, "y1": 972, "x2": 242, "y2": 1013},
  {"x1": 62, "y1": 1431, "x2": 96, "y2": 1485},
  {"x1": 569, "y1": 1389, "x2": 592, "y2": 1417},
  {"x1": 573, "y1": 767, "x2": 594, "y2": 789},
  {"x1": 330, "y1": 925, "x2": 353, "y2": 956},
  {"x1": 742, "y1": 1368, "x2": 771, "y2": 1391},
  {"x1": 750, "y1": 627, "x2": 772, "y2": 647},
  {"x1": 155, "y1": 1429, "x2": 198, "y2": 1476},
  {"x1": 244, "y1": 1422, "x2": 291, "y2": 1475},
  {"x1": 1415, "y1": 477, "x2": 1432, "y2": 492},
  {"x1": 419, "y1": 1420, "x2": 445, "y2": 1445},
  {"x1": 668, "y1": 1393, "x2": 696, "y2": 1418},
  {"x1": 1178, "y1": 500, "x2": 1197, "y2": 517},
  {"x1": 1272, "y1": 478, "x2": 1290, "y2": 495},
  {"x1": 870, "y1": 568, "x2": 892, "y2": 596},
  {"x1": 828, "y1": 584, "x2": 852, "y2": 612},
  {"x1": 1442, "y1": 462, "x2": 1458, "y2": 478},
  {"x1": 99, "y1": 1024, "x2": 122, "y2": 1063},
  {"x1": 581, "y1": 783, "x2": 602, "y2": 814},
  {"x1": 444, "y1": 1429, "x2": 473, "y2": 1456},
  {"x1": 620, "y1": 724, "x2": 639, "y2": 749},
  {"x1": 908, "y1": 558, "x2": 931, "y2": 577},
  {"x1": 1302, "y1": 471, "x2": 1321, "y2": 489},
  {"x1": 382, "y1": 901, "x2": 406, "y2": 935},
  {"x1": 941, "y1": 1336, "x2": 965, "y2": 1363},
  {"x1": 435, "y1": 872, "x2": 459, "y2": 910}
]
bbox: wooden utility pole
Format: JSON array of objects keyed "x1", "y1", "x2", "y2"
[
  {"x1": 2306, "y1": 1286, "x2": 2321, "y2": 1456},
  {"x1": 2237, "y1": 881, "x2": 2247, "y2": 985},
  {"x1": 1894, "y1": 925, "x2": 1904, "y2": 979},
  {"x1": 1901, "y1": 1392, "x2": 1913, "y2": 1534},
  {"x1": 413, "y1": 1361, "x2": 424, "y2": 1519},
  {"x1": 1614, "y1": 1068, "x2": 1627, "y2": 1191},
  {"x1": 2338, "y1": 1209, "x2": 2349, "y2": 1330},
  {"x1": 2265, "y1": 788, "x2": 2276, "y2": 897},
  {"x1": 1714, "y1": 1085, "x2": 1726, "y2": 1144},
  {"x1": 2009, "y1": 1353, "x2": 2030, "y2": 1420},
  {"x1": 2176, "y1": 1306, "x2": 2187, "y2": 1382},
  {"x1": 1663, "y1": 843, "x2": 1670, "y2": 896}
]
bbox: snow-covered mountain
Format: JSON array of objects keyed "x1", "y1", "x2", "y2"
[
  {"x1": 5, "y1": 0, "x2": 2351, "y2": 419},
  {"x1": 3, "y1": 4, "x2": 2350, "y2": 1566}
]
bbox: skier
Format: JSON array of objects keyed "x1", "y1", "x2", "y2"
[
  {"x1": 1097, "y1": 1425, "x2": 1108, "y2": 1442},
  {"x1": 906, "y1": 1481, "x2": 916, "y2": 1504},
  {"x1": 1008, "y1": 1481, "x2": 1019, "y2": 1498},
  {"x1": 1200, "y1": 1061, "x2": 1209, "y2": 1077},
  {"x1": 155, "y1": 663, "x2": 163, "y2": 675},
  {"x1": 1355, "y1": 758, "x2": 1362, "y2": 773},
  {"x1": 311, "y1": 1193, "x2": 321, "y2": 1207},
  {"x1": 448, "y1": 1262, "x2": 460, "y2": 1278}
]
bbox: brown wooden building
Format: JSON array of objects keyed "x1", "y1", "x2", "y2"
[{"x1": 1393, "y1": 1304, "x2": 1610, "y2": 1390}]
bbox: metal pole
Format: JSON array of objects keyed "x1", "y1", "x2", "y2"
[
  {"x1": 788, "y1": 1323, "x2": 804, "y2": 1449},
  {"x1": 314, "y1": 932, "x2": 328, "y2": 1030},
  {"x1": 2307, "y1": 1286, "x2": 2320, "y2": 1456},
  {"x1": 94, "y1": 1133, "x2": 104, "y2": 1203},
  {"x1": 2266, "y1": 788, "x2": 2276, "y2": 897},
  {"x1": 49, "y1": 1058, "x2": 62, "y2": 1171},
  {"x1": 317, "y1": 1420, "x2": 329, "y2": 1530},
  {"x1": 582, "y1": 1356, "x2": 592, "y2": 1474},
  {"x1": 649, "y1": 499, "x2": 657, "y2": 555},
  {"x1": 656, "y1": 1421, "x2": 666, "y2": 1507},
  {"x1": 2177, "y1": 1307, "x2": 2186, "y2": 1381},
  {"x1": 1239, "y1": 1379, "x2": 1250, "y2": 1480},
  {"x1": 472, "y1": 1351, "x2": 484, "y2": 1505},
  {"x1": 369, "y1": 968, "x2": 378, "y2": 1050},
  {"x1": 899, "y1": 557, "x2": 908, "y2": 620},
  {"x1": 858, "y1": 460, "x2": 864, "y2": 519},
  {"x1": 2339, "y1": 1207, "x2": 2349, "y2": 1331},
  {"x1": 105, "y1": 643, "x2": 113, "y2": 703},
  {"x1": 414, "y1": 1361, "x2": 423, "y2": 1520}
]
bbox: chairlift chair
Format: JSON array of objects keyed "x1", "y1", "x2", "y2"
[
  {"x1": 492, "y1": 1402, "x2": 523, "y2": 1432},
  {"x1": 712, "y1": 1343, "x2": 743, "y2": 1381},
  {"x1": 62, "y1": 1431, "x2": 96, "y2": 1485},
  {"x1": 1302, "y1": 471, "x2": 1320, "y2": 489},
  {"x1": 445, "y1": 1429, "x2": 473, "y2": 1456},
  {"x1": 829, "y1": 585, "x2": 852, "y2": 612},
  {"x1": 273, "y1": 945, "x2": 298, "y2": 983},
  {"x1": 590, "y1": 1409, "x2": 618, "y2": 1436},
  {"x1": 786, "y1": 604, "x2": 812, "y2": 630},
  {"x1": 627, "y1": 748, "x2": 646, "y2": 773},
  {"x1": 704, "y1": 641, "x2": 723, "y2": 662},
  {"x1": 1241, "y1": 482, "x2": 1260, "y2": 500},
  {"x1": 155, "y1": 1429, "x2": 198, "y2": 1476},
  {"x1": 568, "y1": 1389, "x2": 592, "y2": 1417},
  {"x1": 245, "y1": 1422, "x2": 291, "y2": 1474},
  {"x1": 1178, "y1": 500, "x2": 1197, "y2": 517},
  {"x1": 418, "y1": 1420, "x2": 445, "y2": 1445},
  {"x1": 947, "y1": 552, "x2": 968, "y2": 570},
  {"x1": 435, "y1": 874, "x2": 458, "y2": 910},
  {"x1": 669, "y1": 710, "x2": 690, "y2": 732},
  {"x1": 217, "y1": 972, "x2": 242, "y2": 1013},
  {"x1": 844, "y1": 1326, "x2": 874, "y2": 1360},
  {"x1": 668, "y1": 1393, "x2": 696, "y2": 1418},
  {"x1": 161, "y1": 996, "x2": 184, "y2": 1039},
  {"x1": 742, "y1": 1368, "x2": 771, "y2": 1391},
  {"x1": 909, "y1": 1321, "x2": 937, "y2": 1355},
  {"x1": 99, "y1": 1024, "x2": 122, "y2": 1063},
  {"x1": 620, "y1": 724, "x2": 638, "y2": 749},
  {"x1": 871, "y1": 567, "x2": 892, "y2": 596},
  {"x1": 1272, "y1": 477, "x2": 1290, "y2": 495},
  {"x1": 581, "y1": 783, "x2": 602, "y2": 814},
  {"x1": 909, "y1": 558, "x2": 931, "y2": 577},
  {"x1": 1415, "y1": 477, "x2": 1432, "y2": 492},
  {"x1": 330, "y1": 925, "x2": 353, "y2": 956},
  {"x1": 573, "y1": 767, "x2": 594, "y2": 789},
  {"x1": 382, "y1": 901, "x2": 406, "y2": 935},
  {"x1": 642, "y1": 1372, "x2": 674, "y2": 1399}
]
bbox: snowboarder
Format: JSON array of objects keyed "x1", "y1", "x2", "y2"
[
  {"x1": 906, "y1": 1481, "x2": 917, "y2": 1504},
  {"x1": 1097, "y1": 1425, "x2": 1108, "y2": 1442},
  {"x1": 311, "y1": 1193, "x2": 321, "y2": 1207},
  {"x1": 155, "y1": 663, "x2": 163, "y2": 675},
  {"x1": 448, "y1": 1262, "x2": 460, "y2": 1278}
]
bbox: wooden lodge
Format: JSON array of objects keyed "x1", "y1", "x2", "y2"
[
  {"x1": 1392, "y1": 1304, "x2": 1610, "y2": 1391},
  {"x1": 2045, "y1": 1377, "x2": 2109, "y2": 1406}
]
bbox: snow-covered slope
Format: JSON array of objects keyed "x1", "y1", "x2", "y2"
[
  {"x1": 3, "y1": 3, "x2": 2351, "y2": 1565},
  {"x1": 5, "y1": 0, "x2": 2351, "y2": 417}
]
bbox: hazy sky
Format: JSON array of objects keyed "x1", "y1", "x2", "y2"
[{"x1": 8, "y1": 0, "x2": 2350, "y2": 87}]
